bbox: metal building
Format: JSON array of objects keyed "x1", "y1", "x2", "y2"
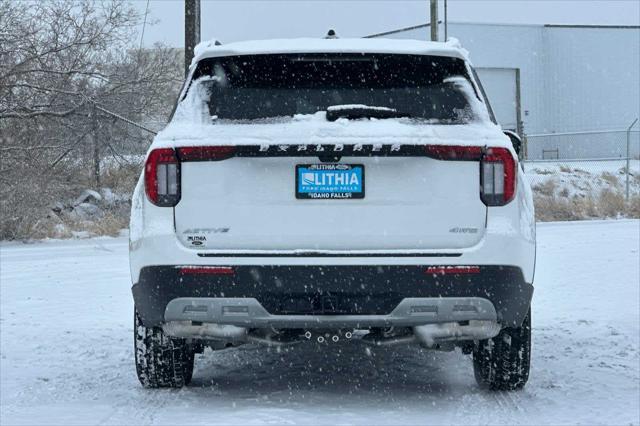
[{"x1": 367, "y1": 22, "x2": 640, "y2": 159}]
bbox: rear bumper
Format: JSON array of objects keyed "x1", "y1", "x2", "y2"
[
  {"x1": 132, "y1": 265, "x2": 533, "y2": 328},
  {"x1": 162, "y1": 296, "x2": 497, "y2": 328}
]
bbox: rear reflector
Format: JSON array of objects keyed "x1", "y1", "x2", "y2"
[
  {"x1": 425, "y1": 266, "x2": 481, "y2": 275},
  {"x1": 179, "y1": 266, "x2": 235, "y2": 275}
]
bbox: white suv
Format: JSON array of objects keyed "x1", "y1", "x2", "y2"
[{"x1": 130, "y1": 38, "x2": 535, "y2": 391}]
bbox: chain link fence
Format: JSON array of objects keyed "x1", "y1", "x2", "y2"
[
  {"x1": 523, "y1": 128, "x2": 639, "y2": 190},
  {"x1": 521, "y1": 124, "x2": 639, "y2": 220}
]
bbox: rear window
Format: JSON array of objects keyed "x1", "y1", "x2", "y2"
[{"x1": 183, "y1": 53, "x2": 487, "y2": 124}]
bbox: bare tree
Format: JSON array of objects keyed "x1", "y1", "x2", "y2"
[{"x1": 0, "y1": 0, "x2": 183, "y2": 239}]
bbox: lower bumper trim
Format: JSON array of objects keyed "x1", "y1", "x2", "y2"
[{"x1": 164, "y1": 296, "x2": 497, "y2": 329}]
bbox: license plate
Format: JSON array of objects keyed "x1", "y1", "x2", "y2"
[{"x1": 296, "y1": 164, "x2": 365, "y2": 199}]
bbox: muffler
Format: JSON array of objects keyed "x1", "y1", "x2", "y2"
[
  {"x1": 163, "y1": 321, "x2": 247, "y2": 341},
  {"x1": 413, "y1": 320, "x2": 501, "y2": 348},
  {"x1": 360, "y1": 334, "x2": 417, "y2": 346}
]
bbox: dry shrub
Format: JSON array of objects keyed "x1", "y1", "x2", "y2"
[
  {"x1": 85, "y1": 210, "x2": 129, "y2": 236},
  {"x1": 535, "y1": 189, "x2": 640, "y2": 221},
  {"x1": 0, "y1": 161, "x2": 88, "y2": 240},
  {"x1": 534, "y1": 195, "x2": 592, "y2": 221},
  {"x1": 533, "y1": 179, "x2": 558, "y2": 197},
  {"x1": 101, "y1": 162, "x2": 143, "y2": 194},
  {"x1": 26, "y1": 209, "x2": 128, "y2": 239},
  {"x1": 534, "y1": 196, "x2": 573, "y2": 221},
  {"x1": 627, "y1": 196, "x2": 640, "y2": 217},
  {"x1": 598, "y1": 189, "x2": 625, "y2": 217},
  {"x1": 533, "y1": 168, "x2": 554, "y2": 175},
  {"x1": 1, "y1": 159, "x2": 135, "y2": 240},
  {"x1": 600, "y1": 172, "x2": 620, "y2": 187},
  {"x1": 27, "y1": 215, "x2": 72, "y2": 240}
]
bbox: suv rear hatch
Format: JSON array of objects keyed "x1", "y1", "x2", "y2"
[
  {"x1": 160, "y1": 52, "x2": 514, "y2": 252},
  {"x1": 174, "y1": 148, "x2": 486, "y2": 252}
]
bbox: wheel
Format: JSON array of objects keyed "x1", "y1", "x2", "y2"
[
  {"x1": 472, "y1": 309, "x2": 531, "y2": 391},
  {"x1": 134, "y1": 309, "x2": 194, "y2": 388}
]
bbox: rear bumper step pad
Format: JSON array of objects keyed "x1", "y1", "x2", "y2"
[{"x1": 163, "y1": 296, "x2": 497, "y2": 329}]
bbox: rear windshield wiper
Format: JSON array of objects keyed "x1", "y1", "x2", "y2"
[{"x1": 325, "y1": 105, "x2": 411, "y2": 121}]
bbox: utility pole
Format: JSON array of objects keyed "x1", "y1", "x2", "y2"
[
  {"x1": 444, "y1": 0, "x2": 448, "y2": 41},
  {"x1": 185, "y1": 0, "x2": 201, "y2": 77},
  {"x1": 430, "y1": 0, "x2": 438, "y2": 41}
]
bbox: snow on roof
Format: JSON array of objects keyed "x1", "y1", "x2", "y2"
[{"x1": 192, "y1": 37, "x2": 470, "y2": 67}]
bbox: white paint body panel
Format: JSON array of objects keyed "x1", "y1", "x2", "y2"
[
  {"x1": 174, "y1": 157, "x2": 486, "y2": 251},
  {"x1": 129, "y1": 44, "x2": 536, "y2": 288},
  {"x1": 130, "y1": 165, "x2": 535, "y2": 284}
]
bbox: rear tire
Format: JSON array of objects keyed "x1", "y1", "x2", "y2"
[
  {"x1": 134, "y1": 309, "x2": 194, "y2": 388},
  {"x1": 473, "y1": 309, "x2": 531, "y2": 391}
]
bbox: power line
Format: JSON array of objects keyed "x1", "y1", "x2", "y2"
[
  {"x1": 139, "y1": 0, "x2": 150, "y2": 50},
  {"x1": 94, "y1": 103, "x2": 157, "y2": 136}
]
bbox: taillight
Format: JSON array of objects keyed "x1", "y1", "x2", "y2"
[
  {"x1": 144, "y1": 146, "x2": 236, "y2": 207},
  {"x1": 145, "y1": 148, "x2": 180, "y2": 207},
  {"x1": 176, "y1": 146, "x2": 236, "y2": 161},
  {"x1": 481, "y1": 147, "x2": 516, "y2": 206},
  {"x1": 424, "y1": 145, "x2": 516, "y2": 206},
  {"x1": 424, "y1": 145, "x2": 483, "y2": 161}
]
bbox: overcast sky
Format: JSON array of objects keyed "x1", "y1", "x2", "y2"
[{"x1": 134, "y1": 0, "x2": 640, "y2": 47}]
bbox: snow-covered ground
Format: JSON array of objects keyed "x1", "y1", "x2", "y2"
[
  {"x1": 524, "y1": 159, "x2": 638, "y2": 175},
  {"x1": 523, "y1": 159, "x2": 640, "y2": 197},
  {"x1": 1, "y1": 220, "x2": 639, "y2": 425}
]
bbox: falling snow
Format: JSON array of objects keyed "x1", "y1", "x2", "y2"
[{"x1": 1, "y1": 220, "x2": 638, "y2": 425}]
